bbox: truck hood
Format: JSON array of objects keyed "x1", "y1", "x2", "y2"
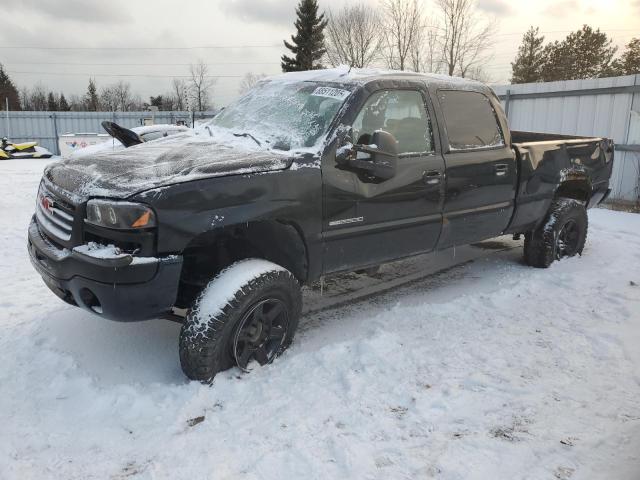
[{"x1": 45, "y1": 133, "x2": 292, "y2": 202}]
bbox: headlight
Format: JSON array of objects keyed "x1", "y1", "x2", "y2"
[{"x1": 86, "y1": 200, "x2": 156, "y2": 229}]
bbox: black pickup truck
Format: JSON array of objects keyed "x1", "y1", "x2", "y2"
[{"x1": 28, "y1": 68, "x2": 614, "y2": 382}]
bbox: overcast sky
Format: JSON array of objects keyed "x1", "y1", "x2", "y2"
[{"x1": 0, "y1": 0, "x2": 637, "y2": 107}]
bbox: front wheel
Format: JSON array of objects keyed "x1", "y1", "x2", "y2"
[
  {"x1": 179, "y1": 259, "x2": 302, "y2": 383},
  {"x1": 524, "y1": 198, "x2": 588, "y2": 268}
]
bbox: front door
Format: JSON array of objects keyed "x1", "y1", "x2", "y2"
[{"x1": 322, "y1": 87, "x2": 445, "y2": 273}]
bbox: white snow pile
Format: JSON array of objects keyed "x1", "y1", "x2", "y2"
[
  {"x1": 1, "y1": 159, "x2": 640, "y2": 480},
  {"x1": 73, "y1": 241, "x2": 128, "y2": 259}
]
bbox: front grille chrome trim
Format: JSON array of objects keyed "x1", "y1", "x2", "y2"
[
  {"x1": 35, "y1": 207, "x2": 72, "y2": 241},
  {"x1": 36, "y1": 186, "x2": 75, "y2": 243}
]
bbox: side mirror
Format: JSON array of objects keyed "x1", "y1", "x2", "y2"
[{"x1": 336, "y1": 130, "x2": 398, "y2": 180}]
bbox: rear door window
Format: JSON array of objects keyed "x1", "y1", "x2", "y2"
[{"x1": 438, "y1": 90, "x2": 504, "y2": 151}]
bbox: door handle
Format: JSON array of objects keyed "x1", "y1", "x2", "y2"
[
  {"x1": 423, "y1": 170, "x2": 442, "y2": 185},
  {"x1": 494, "y1": 164, "x2": 508, "y2": 176}
]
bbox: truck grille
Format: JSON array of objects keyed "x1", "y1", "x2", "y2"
[{"x1": 36, "y1": 186, "x2": 75, "y2": 244}]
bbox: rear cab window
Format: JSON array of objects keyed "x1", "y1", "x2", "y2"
[{"x1": 437, "y1": 90, "x2": 504, "y2": 151}]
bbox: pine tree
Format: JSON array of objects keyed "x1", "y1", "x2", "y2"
[
  {"x1": 0, "y1": 63, "x2": 21, "y2": 110},
  {"x1": 612, "y1": 38, "x2": 640, "y2": 75},
  {"x1": 149, "y1": 95, "x2": 163, "y2": 108},
  {"x1": 540, "y1": 25, "x2": 617, "y2": 81},
  {"x1": 85, "y1": 78, "x2": 99, "y2": 111},
  {"x1": 47, "y1": 92, "x2": 58, "y2": 111},
  {"x1": 58, "y1": 93, "x2": 70, "y2": 111},
  {"x1": 511, "y1": 27, "x2": 545, "y2": 84},
  {"x1": 281, "y1": 0, "x2": 328, "y2": 72}
]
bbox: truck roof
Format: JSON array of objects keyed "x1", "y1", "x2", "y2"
[{"x1": 270, "y1": 65, "x2": 490, "y2": 93}]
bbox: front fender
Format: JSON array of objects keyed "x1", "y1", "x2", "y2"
[{"x1": 132, "y1": 167, "x2": 323, "y2": 260}]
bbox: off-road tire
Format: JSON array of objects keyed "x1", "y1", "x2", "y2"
[
  {"x1": 523, "y1": 197, "x2": 588, "y2": 268},
  {"x1": 179, "y1": 259, "x2": 302, "y2": 383}
]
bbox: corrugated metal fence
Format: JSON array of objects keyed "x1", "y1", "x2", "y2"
[
  {"x1": 3, "y1": 79, "x2": 639, "y2": 203},
  {"x1": 0, "y1": 110, "x2": 217, "y2": 155},
  {"x1": 493, "y1": 74, "x2": 640, "y2": 204}
]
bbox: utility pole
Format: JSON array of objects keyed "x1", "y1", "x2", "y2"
[{"x1": 5, "y1": 98, "x2": 10, "y2": 138}]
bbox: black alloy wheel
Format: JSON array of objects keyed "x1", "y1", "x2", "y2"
[
  {"x1": 556, "y1": 219, "x2": 581, "y2": 258},
  {"x1": 233, "y1": 298, "x2": 289, "y2": 371}
]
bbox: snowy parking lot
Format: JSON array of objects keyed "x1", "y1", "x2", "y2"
[{"x1": 1, "y1": 159, "x2": 639, "y2": 479}]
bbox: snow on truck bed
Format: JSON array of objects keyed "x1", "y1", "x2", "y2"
[{"x1": 1, "y1": 159, "x2": 640, "y2": 480}]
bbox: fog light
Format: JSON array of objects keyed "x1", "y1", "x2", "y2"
[{"x1": 79, "y1": 288, "x2": 102, "y2": 314}]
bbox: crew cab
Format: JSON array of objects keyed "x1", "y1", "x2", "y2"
[{"x1": 28, "y1": 67, "x2": 614, "y2": 382}]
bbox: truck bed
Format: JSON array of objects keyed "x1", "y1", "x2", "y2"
[
  {"x1": 511, "y1": 130, "x2": 597, "y2": 144},
  {"x1": 506, "y1": 131, "x2": 614, "y2": 234}
]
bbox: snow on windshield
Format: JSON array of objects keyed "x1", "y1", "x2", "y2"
[{"x1": 209, "y1": 81, "x2": 352, "y2": 151}]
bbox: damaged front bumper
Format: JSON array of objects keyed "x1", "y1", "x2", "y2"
[{"x1": 27, "y1": 216, "x2": 183, "y2": 322}]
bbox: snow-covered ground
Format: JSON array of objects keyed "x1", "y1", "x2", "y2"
[{"x1": 1, "y1": 159, "x2": 639, "y2": 480}]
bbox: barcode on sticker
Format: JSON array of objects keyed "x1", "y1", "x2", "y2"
[{"x1": 311, "y1": 87, "x2": 350, "y2": 100}]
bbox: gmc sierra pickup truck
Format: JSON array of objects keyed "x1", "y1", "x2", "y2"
[{"x1": 28, "y1": 68, "x2": 614, "y2": 382}]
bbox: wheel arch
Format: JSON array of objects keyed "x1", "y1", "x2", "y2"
[
  {"x1": 554, "y1": 170, "x2": 592, "y2": 203},
  {"x1": 175, "y1": 219, "x2": 308, "y2": 309}
]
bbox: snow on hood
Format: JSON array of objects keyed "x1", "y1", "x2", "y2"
[{"x1": 45, "y1": 131, "x2": 292, "y2": 201}]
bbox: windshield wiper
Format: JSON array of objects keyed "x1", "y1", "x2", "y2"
[{"x1": 233, "y1": 132, "x2": 261, "y2": 146}]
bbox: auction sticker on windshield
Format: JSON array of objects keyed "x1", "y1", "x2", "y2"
[{"x1": 311, "y1": 87, "x2": 350, "y2": 100}]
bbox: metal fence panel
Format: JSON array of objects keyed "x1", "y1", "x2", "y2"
[
  {"x1": 493, "y1": 75, "x2": 640, "y2": 202},
  {"x1": 1, "y1": 110, "x2": 216, "y2": 154}
]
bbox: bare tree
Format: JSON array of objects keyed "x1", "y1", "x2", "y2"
[
  {"x1": 410, "y1": 24, "x2": 443, "y2": 73},
  {"x1": 325, "y1": 4, "x2": 382, "y2": 68},
  {"x1": 381, "y1": 0, "x2": 423, "y2": 71},
  {"x1": 19, "y1": 86, "x2": 32, "y2": 110},
  {"x1": 464, "y1": 65, "x2": 492, "y2": 82},
  {"x1": 189, "y1": 60, "x2": 216, "y2": 111},
  {"x1": 68, "y1": 94, "x2": 86, "y2": 112},
  {"x1": 435, "y1": 0, "x2": 494, "y2": 77},
  {"x1": 99, "y1": 86, "x2": 118, "y2": 112},
  {"x1": 29, "y1": 83, "x2": 48, "y2": 111},
  {"x1": 238, "y1": 72, "x2": 267, "y2": 95},
  {"x1": 113, "y1": 81, "x2": 133, "y2": 111},
  {"x1": 172, "y1": 78, "x2": 188, "y2": 110}
]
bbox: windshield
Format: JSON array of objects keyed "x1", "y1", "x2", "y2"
[{"x1": 209, "y1": 81, "x2": 352, "y2": 151}]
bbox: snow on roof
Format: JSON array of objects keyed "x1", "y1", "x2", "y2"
[{"x1": 265, "y1": 65, "x2": 485, "y2": 89}]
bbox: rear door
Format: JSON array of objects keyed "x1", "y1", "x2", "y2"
[
  {"x1": 322, "y1": 86, "x2": 445, "y2": 273},
  {"x1": 431, "y1": 89, "x2": 517, "y2": 248}
]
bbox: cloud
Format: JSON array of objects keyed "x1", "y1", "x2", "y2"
[
  {"x1": 3, "y1": 0, "x2": 131, "y2": 24},
  {"x1": 222, "y1": 0, "x2": 298, "y2": 26},
  {"x1": 543, "y1": 0, "x2": 579, "y2": 17},
  {"x1": 476, "y1": 0, "x2": 514, "y2": 16}
]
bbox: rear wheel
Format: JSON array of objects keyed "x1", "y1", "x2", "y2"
[
  {"x1": 179, "y1": 259, "x2": 302, "y2": 383},
  {"x1": 524, "y1": 198, "x2": 588, "y2": 268}
]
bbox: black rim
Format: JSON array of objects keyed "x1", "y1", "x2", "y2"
[
  {"x1": 556, "y1": 219, "x2": 580, "y2": 258},
  {"x1": 233, "y1": 298, "x2": 289, "y2": 372}
]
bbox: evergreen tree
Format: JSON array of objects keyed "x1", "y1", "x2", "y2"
[
  {"x1": 511, "y1": 27, "x2": 545, "y2": 84},
  {"x1": 612, "y1": 38, "x2": 640, "y2": 75},
  {"x1": 84, "y1": 78, "x2": 99, "y2": 111},
  {"x1": 149, "y1": 95, "x2": 163, "y2": 108},
  {"x1": 281, "y1": 0, "x2": 328, "y2": 72},
  {"x1": 47, "y1": 92, "x2": 58, "y2": 111},
  {"x1": 58, "y1": 93, "x2": 70, "y2": 111},
  {"x1": 540, "y1": 25, "x2": 617, "y2": 81},
  {"x1": 0, "y1": 63, "x2": 21, "y2": 110}
]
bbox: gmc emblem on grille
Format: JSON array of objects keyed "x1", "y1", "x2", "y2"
[{"x1": 41, "y1": 195, "x2": 55, "y2": 215}]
